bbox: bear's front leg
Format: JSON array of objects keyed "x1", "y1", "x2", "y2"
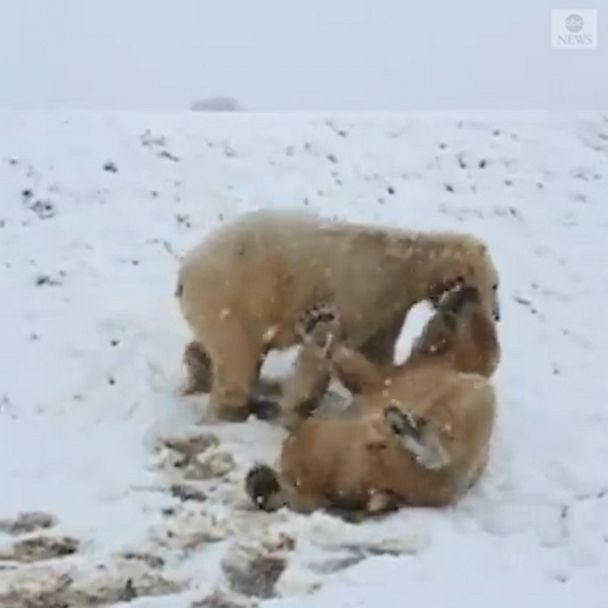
[
  {"x1": 358, "y1": 312, "x2": 406, "y2": 366},
  {"x1": 280, "y1": 347, "x2": 332, "y2": 428},
  {"x1": 280, "y1": 302, "x2": 341, "y2": 428}
]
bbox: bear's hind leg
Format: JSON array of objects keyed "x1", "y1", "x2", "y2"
[
  {"x1": 182, "y1": 340, "x2": 212, "y2": 395},
  {"x1": 384, "y1": 405, "x2": 452, "y2": 471},
  {"x1": 331, "y1": 345, "x2": 385, "y2": 395},
  {"x1": 206, "y1": 321, "x2": 265, "y2": 422}
]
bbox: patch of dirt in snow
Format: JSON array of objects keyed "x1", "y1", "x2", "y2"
[
  {"x1": 0, "y1": 535, "x2": 80, "y2": 564},
  {"x1": 0, "y1": 513, "x2": 57, "y2": 536},
  {"x1": 0, "y1": 559, "x2": 184, "y2": 607}
]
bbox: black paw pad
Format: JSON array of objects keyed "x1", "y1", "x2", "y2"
[
  {"x1": 249, "y1": 397, "x2": 281, "y2": 421},
  {"x1": 385, "y1": 404, "x2": 426, "y2": 439},
  {"x1": 245, "y1": 465, "x2": 281, "y2": 511},
  {"x1": 295, "y1": 301, "x2": 340, "y2": 340}
]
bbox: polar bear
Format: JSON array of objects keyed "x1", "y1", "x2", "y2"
[
  {"x1": 177, "y1": 209, "x2": 500, "y2": 422},
  {"x1": 245, "y1": 285, "x2": 499, "y2": 516}
]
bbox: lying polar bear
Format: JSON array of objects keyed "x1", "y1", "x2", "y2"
[
  {"x1": 177, "y1": 209, "x2": 500, "y2": 422},
  {"x1": 245, "y1": 284, "x2": 500, "y2": 516}
]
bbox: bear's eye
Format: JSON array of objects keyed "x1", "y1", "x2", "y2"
[{"x1": 492, "y1": 283, "x2": 498, "y2": 291}]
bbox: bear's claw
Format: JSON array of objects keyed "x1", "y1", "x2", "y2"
[{"x1": 295, "y1": 301, "x2": 342, "y2": 351}]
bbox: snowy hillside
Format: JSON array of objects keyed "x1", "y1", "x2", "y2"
[
  {"x1": 1, "y1": 1, "x2": 606, "y2": 111},
  {"x1": 1, "y1": 112, "x2": 608, "y2": 606}
]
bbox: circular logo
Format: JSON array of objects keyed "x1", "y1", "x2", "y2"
[{"x1": 565, "y1": 13, "x2": 584, "y2": 33}]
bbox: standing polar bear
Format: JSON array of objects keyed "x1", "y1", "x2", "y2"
[
  {"x1": 246, "y1": 285, "x2": 500, "y2": 516},
  {"x1": 177, "y1": 209, "x2": 500, "y2": 422}
]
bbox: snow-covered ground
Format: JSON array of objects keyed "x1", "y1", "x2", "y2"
[{"x1": 1, "y1": 112, "x2": 607, "y2": 606}]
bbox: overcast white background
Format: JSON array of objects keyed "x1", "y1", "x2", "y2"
[{"x1": 0, "y1": 0, "x2": 605, "y2": 111}]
